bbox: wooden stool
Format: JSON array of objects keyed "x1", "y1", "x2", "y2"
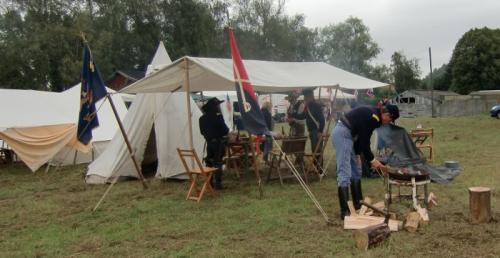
[
  {"x1": 177, "y1": 148, "x2": 218, "y2": 202},
  {"x1": 384, "y1": 171, "x2": 431, "y2": 211}
]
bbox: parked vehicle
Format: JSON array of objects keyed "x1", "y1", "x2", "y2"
[{"x1": 490, "y1": 104, "x2": 500, "y2": 118}]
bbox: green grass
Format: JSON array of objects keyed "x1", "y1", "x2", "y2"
[{"x1": 1, "y1": 116, "x2": 500, "y2": 257}]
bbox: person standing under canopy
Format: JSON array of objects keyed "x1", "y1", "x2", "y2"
[
  {"x1": 199, "y1": 97, "x2": 229, "y2": 190},
  {"x1": 332, "y1": 103, "x2": 400, "y2": 219},
  {"x1": 290, "y1": 89, "x2": 325, "y2": 169}
]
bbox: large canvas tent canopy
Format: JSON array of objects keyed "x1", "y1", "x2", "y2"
[
  {"x1": 86, "y1": 42, "x2": 205, "y2": 184},
  {"x1": 120, "y1": 57, "x2": 390, "y2": 94},
  {"x1": 86, "y1": 51, "x2": 389, "y2": 183},
  {"x1": 0, "y1": 85, "x2": 128, "y2": 171}
]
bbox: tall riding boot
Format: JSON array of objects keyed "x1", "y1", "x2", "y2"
[
  {"x1": 337, "y1": 186, "x2": 350, "y2": 220},
  {"x1": 350, "y1": 179, "x2": 363, "y2": 210},
  {"x1": 214, "y1": 170, "x2": 223, "y2": 190}
]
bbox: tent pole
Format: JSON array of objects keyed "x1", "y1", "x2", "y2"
[
  {"x1": 107, "y1": 94, "x2": 148, "y2": 189},
  {"x1": 184, "y1": 58, "x2": 194, "y2": 150}
]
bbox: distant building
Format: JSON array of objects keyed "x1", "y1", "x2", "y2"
[
  {"x1": 392, "y1": 89, "x2": 500, "y2": 117},
  {"x1": 106, "y1": 70, "x2": 145, "y2": 91},
  {"x1": 393, "y1": 90, "x2": 460, "y2": 117}
]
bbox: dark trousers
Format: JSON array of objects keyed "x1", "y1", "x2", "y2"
[
  {"x1": 205, "y1": 139, "x2": 225, "y2": 187},
  {"x1": 309, "y1": 130, "x2": 323, "y2": 169}
]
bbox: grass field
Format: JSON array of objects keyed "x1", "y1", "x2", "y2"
[{"x1": 1, "y1": 116, "x2": 500, "y2": 257}]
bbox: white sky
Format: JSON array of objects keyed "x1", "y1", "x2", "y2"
[{"x1": 286, "y1": 0, "x2": 500, "y2": 76}]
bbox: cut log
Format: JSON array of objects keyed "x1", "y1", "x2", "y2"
[
  {"x1": 348, "y1": 201, "x2": 357, "y2": 216},
  {"x1": 404, "y1": 212, "x2": 421, "y2": 233},
  {"x1": 427, "y1": 192, "x2": 437, "y2": 209},
  {"x1": 416, "y1": 205, "x2": 429, "y2": 225},
  {"x1": 372, "y1": 201, "x2": 385, "y2": 211},
  {"x1": 469, "y1": 187, "x2": 492, "y2": 224},
  {"x1": 358, "y1": 197, "x2": 372, "y2": 216},
  {"x1": 344, "y1": 215, "x2": 402, "y2": 232},
  {"x1": 353, "y1": 223, "x2": 391, "y2": 251}
]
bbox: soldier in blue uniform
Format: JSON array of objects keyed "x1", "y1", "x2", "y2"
[{"x1": 199, "y1": 97, "x2": 229, "y2": 190}]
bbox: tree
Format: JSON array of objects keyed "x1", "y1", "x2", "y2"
[
  {"x1": 421, "y1": 64, "x2": 451, "y2": 91},
  {"x1": 448, "y1": 27, "x2": 500, "y2": 94},
  {"x1": 390, "y1": 51, "x2": 421, "y2": 92},
  {"x1": 317, "y1": 17, "x2": 380, "y2": 76},
  {"x1": 367, "y1": 64, "x2": 391, "y2": 83},
  {"x1": 230, "y1": 0, "x2": 317, "y2": 61}
]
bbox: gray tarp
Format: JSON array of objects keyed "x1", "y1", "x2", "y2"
[{"x1": 377, "y1": 124, "x2": 460, "y2": 184}]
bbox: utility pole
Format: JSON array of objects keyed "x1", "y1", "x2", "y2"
[{"x1": 429, "y1": 47, "x2": 434, "y2": 118}]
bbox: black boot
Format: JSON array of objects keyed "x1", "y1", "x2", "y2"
[
  {"x1": 337, "y1": 186, "x2": 350, "y2": 220},
  {"x1": 350, "y1": 179, "x2": 363, "y2": 210},
  {"x1": 214, "y1": 170, "x2": 223, "y2": 190}
]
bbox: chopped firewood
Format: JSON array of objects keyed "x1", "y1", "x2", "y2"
[
  {"x1": 372, "y1": 201, "x2": 385, "y2": 211},
  {"x1": 344, "y1": 215, "x2": 402, "y2": 232},
  {"x1": 353, "y1": 223, "x2": 391, "y2": 250},
  {"x1": 364, "y1": 210, "x2": 374, "y2": 216},
  {"x1": 428, "y1": 192, "x2": 438, "y2": 209},
  {"x1": 416, "y1": 205, "x2": 429, "y2": 225},
  {"x1": 358, "y1": 197, "x2": 372, "y2": 216},
  {"x1": 404, "y1": 212, "x2": 421, "y2": 233},
  {"x1": 348, "y1": 201, "x2": 358, "y2": 216}
]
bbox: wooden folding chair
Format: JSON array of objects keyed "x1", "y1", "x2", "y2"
[
  {"x1": 304, "y1": 133, "x2": 330, "y2": 181},
  {"x1": 267, "y1": 136, "x2": 307, "y2": 185},
  {"x1": 410, "y1": 128, "x2": 434, "y2": 162},
  {"x1": 176, "y1": 148, "x2": 218, "y2": 202}
]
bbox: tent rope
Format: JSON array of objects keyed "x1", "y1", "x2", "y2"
[{"x1": 271, "y1": 137, "x2": 331, "y2": 224}]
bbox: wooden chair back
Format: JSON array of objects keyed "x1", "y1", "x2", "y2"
[
  {"x1": 177, "y1": 148, "x2": 205, "y2": 173},
  {"x1": 281, "y1": 136, "x2": 307, "y2": 155}
]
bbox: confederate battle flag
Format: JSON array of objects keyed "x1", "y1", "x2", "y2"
[{"x1": 229, "y1": 29, "x2": 269, "y2": 135}]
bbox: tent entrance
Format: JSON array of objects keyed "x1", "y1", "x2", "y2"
[{"x1": 141, "y1": 126, "x2": 158, "y2": 177}]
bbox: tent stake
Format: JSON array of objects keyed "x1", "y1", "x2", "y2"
[
  {"x1": 107, "y1": 94, "x2": 148, "y2": 189},
  {"x1": 92, "y1": 173, "x2": 121, "y2": 211}
]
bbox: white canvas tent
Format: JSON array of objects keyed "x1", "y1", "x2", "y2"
[
  {"x1": 120, "y1": 57, "x2": 389, "y2": 94},
  {"x1": 85, "y1": 42, "x2": 205, "y2": 184},
  {"x1": 0, "y1": 85, "x2": 128, "y2": 171}
]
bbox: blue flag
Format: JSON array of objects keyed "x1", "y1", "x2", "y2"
[
  {"x1": 229, "y1": 29, "x2": 269, "y2": 136},
  {"x1": 77, "y1": 45, "x2": 107, "y2": 145}
]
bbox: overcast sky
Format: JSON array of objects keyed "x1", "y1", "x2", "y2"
[{"x1": 286, "y1": 0, "x2": 500, "y2": 76}]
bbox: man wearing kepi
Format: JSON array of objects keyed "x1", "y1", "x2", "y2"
[
  {"x1": 199, "y1": 97, "x2": 229, "y2": 190},
  {"x1": 291, "y1": 89, "x2": 325, "y2": 167},
  {"x1": 332, "y1": 103, "x2": 400, "y2": 219}
]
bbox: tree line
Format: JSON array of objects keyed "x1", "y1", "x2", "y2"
[{"x1": 0, "y1": 0, "x2": 498, "y2": 94}]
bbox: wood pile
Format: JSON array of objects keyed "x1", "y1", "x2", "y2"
[{"x1": 346, "y1": 194, "x2": 439, "y2": 250}]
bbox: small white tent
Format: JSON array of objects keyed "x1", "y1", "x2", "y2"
[
  {"x1": 0, "y1": 86, "x2": 128, "y2": 171},
  {"x1": 85, "y1": 42, "x2": 205, "y2": 184}
]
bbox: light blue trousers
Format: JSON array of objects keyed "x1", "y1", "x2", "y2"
[{"x1": 332, "y1": 121, "x2": 362, "y2": 187}]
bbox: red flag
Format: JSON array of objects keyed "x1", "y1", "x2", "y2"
[{"x1": 229, "y1": 29, "x2": 269, "y2": 135}]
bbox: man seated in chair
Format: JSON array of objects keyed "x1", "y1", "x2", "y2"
[
  {"x1": 332, "y1": 103, "x2": 400, "y2": 219},
  {"x1": 199, "y1": 97, "x2": 229, "y2": 190}
]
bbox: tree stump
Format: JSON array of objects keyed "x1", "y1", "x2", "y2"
[
  {"x1": 352, "y1": 223, "x2": 391, "y2": 250},
  {"x1": 469, "y1": 187, "x2": 492, "y2": 224}
]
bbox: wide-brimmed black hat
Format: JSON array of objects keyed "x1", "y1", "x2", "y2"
[{"x1": 202, "y1": 97, "x2": 224, "y2": 112}]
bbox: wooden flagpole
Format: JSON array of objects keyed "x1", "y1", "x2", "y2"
[
  {"x1": 92, "y1": 94, "x2": 148, "y2": 212},
  {"x1": 107, "y1": 94, "x2": 148, "y2": 189}
]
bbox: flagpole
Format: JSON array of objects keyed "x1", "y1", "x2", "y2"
[{"x1": 107, "y1": 94, "x2": 148, "y2": 189}]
